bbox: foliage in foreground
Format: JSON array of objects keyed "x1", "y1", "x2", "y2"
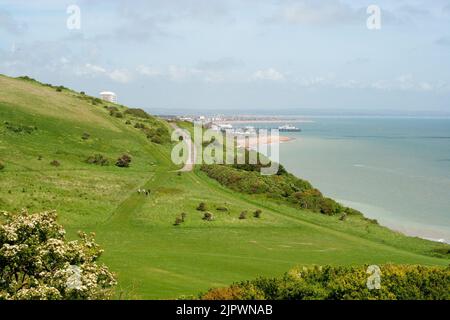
[
  {"x1": 0, "y1": 210, "x2": 116, "y2": 300},
  {"x1": 200, "y1": 265, "x2": 450, "y2": 300}
]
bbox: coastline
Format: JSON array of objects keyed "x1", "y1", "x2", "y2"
[{"x1": 235, "y1": 135, "x2": 295, "y2": 148}]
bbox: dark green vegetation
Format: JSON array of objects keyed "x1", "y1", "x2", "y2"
[
  {"x1": 200, "y1": 264, "x2": 450, "y2": 300},
  {"x1": 201, "y1": 164, "x2": 368, "y2": 218},
  {"x1": 0, "y1": 74, "x2": 449, "y2": 299}
]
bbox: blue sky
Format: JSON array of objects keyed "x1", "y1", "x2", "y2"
[{"x1": 1, "y1": 0, "x2": 449, "y2": 115}]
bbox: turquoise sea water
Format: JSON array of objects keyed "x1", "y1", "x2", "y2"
[{"x1": 239, "y1": 118, "x2": 450, "y2": 242}]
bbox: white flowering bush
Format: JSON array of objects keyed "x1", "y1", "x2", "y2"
[{"x1": 0, "y1": 210, "x2": 116, "y2": 300}]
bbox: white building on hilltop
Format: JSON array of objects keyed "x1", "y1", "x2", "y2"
[{"x1": 100, "y1": 91, "x2": 117, "y2": 103}]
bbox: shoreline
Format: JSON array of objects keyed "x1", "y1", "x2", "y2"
[{"x1": 235, "y1": 135, "x2": 295, "y2": 148}]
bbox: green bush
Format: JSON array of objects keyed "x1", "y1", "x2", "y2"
[
  {"x1": 124, "y1": 108, "x2": 150, "y2": 119},
  {"x1": 200, "y1": 265, "x2": 450, "y2": 300},
  {"x1": 253, "y1": 209, "x2": 262, "y2": 218},
  {"x1": 85, "y1": 154, "x2": 109, "y2": 166},
  {"x1": 239, "y1": 211, "x2": 247, "y2": 220},
  {"x1": 201, "y1": 164, "x2": 344, "y2": 216},
  {"x1": 0, "y1": 161, "x2": 4, "y2": 171},
  {"x1": 202, "y1": 212, "x2": 214, "y2": 221},
  {"x1": 50, "y1": 160, "x2": 60, "y2": 167},
  {"x1": 81, "y1": 132, "x2": 90, "y2": 140},
  {"x1": 115, "y1": 154, "x2": 131, "y2": 168},
  {"x1": 197, "y1": 202, "x2": 208, "y2": 211}
]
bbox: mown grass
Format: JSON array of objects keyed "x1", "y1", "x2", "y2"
[{"x1": 0, "y1": 74, "x2": 448, "y2": 299}]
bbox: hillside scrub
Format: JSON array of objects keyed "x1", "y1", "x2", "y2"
[
  {"x1": 124, "y1": 108, "x2": 150, "y2": 119},
  {"x1": 201, "y1": 164, "x2": 359, "y2": 217},
  {"x1": 0, "y1": 210, "x2": 116, "y2": 300},
  {"x1": 116, "y1": 154, "x2": 132, "y2": 168},
  {"x1": 200, "y1": 265, "x2": 450, "y2": 300},
  {"x1": 0, "y1": 161, "x2": 4, "y2": 171},
  {"x1": 85, "y1": 154, "x2": 110, "y2": 166}
]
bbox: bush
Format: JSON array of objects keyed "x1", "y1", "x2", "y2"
[
  {"x1": 85, "y1": 154, "x2": 109, "y2": 166},
  {"x1": 253, "y1": 209, "x2": 262, "y2": 218},
  {"x1": 81, "y1": 132, "x2": 90, "y2": 140},
  {"x1": 199, "y1": 265, "x2": 450, "y2": 300},
  {"x1": 50, "y1": 160, "x2": 60, "y2": 167},
  {"x1": 0, "y1": 210, "x2": 116, "y2": 300},
  {"x1": 181, "y1": 212, "x2": 187, "y2": 222},
  {"x1": 115, "y1": 154, "x2": 131, "y2": 168},
  {"x1": 197, "y1": 202, "x2": 208, "y2": 212},
  {"x1": 124, "y1": 108, "x2": 150, "y2": 119},
  {"x1": 202, "y1": 212, "x2": 214, "y2": 221},
  {"x1": 239, "y1": 211, "x2": 247, "y2": 220},
  {"x1": 0, "y1": 161, "x2": 4, "y2": 171},
  {"x1": 174, "y1": 217, "x2": 183, "y2": 226},
  {"x1": 125, "y1": 120, "x2": 131, "y2": 125},
  {"x1": 216, "y1": 206, "x2": 229, "y2": 212}
]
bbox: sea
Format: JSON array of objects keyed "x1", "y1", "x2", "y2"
[{"x1": 234, "y1": 117, "x2": 450, "y2": 243}]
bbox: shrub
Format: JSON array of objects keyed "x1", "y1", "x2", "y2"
[
  {"x1": 202, "y1": 212, "x2": 214, "y2": 221},
  {"x1": 125, "y1": 120, "x2": 131, "y2": 125},
  {"x1": 197, "y1": 202, "x2": 208, "y2": 212},
  {"x1": 50, "y1": 160, "x2": 60, "y2": 167},
  {"x1": 115, "y1": 154, "x2": 131, "y2": 168},
  {"x1": 174, "y1": 217, "x2": 183, "y2": 226},
  {"x1": 181, "y1": 212, "x2": 187, "y2": 222},
  {"x1": 0, "y1": 161, "x2": 4, "y2": 171},
  {"x1": 56, "y1": 87, "x2": 62, "y2": 92},
  {"x1": 199, "y1": 265, "x2": 450, "y2": 300},
  {"x1": 239, "y1": 211, "x2": 247, "y2": 220},
  {"x1": 80, "y1": 91, "x2": 85, "y2": 95},
  {"x1": 81, "y1": 132, "x2": 90, "y2": 140},
  {"x1": 216, "y1": 206, "x2": 229, "y2": 212},
  {"x1": 124, "y1": 108, "x2": 150, "y2": 119},
  {"x1": 85, "y1": 154, "x2": 109, "y2": 166},
  {"x1": 0, "y1": 210, "x2": 116, "y2": 300},
  {"x1": 253, "y1": 209, "x2": 262, "y2": 218},
  {"x1": 114, "y1": 112, "x2": 123, "y2": 118}
]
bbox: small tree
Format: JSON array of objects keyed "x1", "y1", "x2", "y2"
[
  {"x1": 202, "y1": 212, "x2": 214, "y2": 221},
  {"x1": 0, "y1": 210, "x2": 116, "y2": 300},
  {"x1": 253, "y1": 209, "x2": 262, "y2": 218},
  {"x1": 115, "y1": 154, "x2": 131, "y2": 168},
  {"x1": 197, "y1": 202, "x2": 208, "y2": 212},
  {"x1": 239, "y1": 211, "x2": 247, "y2": 220},
  {"x1": 50, "y1": 160, "x2": 60, "y2": 167},
  {"x1": 174, "y1": 217, "x2": 183, "y2": 226}
]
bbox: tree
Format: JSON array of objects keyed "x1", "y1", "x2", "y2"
[
  {"x1": 253, "y1": 209, "x2": 262, "y2": 218},
  {"x1": 115, "y1": 154, "x2": 131, "y2": 168},
  {"x1": 0, "y1": 210, "x2": 116, "y2": 300}
]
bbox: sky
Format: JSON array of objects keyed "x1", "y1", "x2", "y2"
[{"x1": 1, "y1": 0, "x2": 450, "y2": 115}]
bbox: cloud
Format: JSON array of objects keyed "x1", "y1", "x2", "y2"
[
  {"x1": 0, "y1": 9, "x2": 27, "y2": 34},
  {"x1": 75, "y1": 63, "x2": 132, "y2": 83},
  {"x1": 252, "y1": 68, "x2": 285, "y2": 81}
]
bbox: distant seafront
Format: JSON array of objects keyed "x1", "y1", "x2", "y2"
[{"x1": 235, "y1": 117, "x2": 450, "y2": 243}]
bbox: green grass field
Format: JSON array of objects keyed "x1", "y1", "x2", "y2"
[{"x1": 0, "y1": 74, "x2": 448, "y2": 299}]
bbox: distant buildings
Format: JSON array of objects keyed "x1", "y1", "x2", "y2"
[{"x1": 100, "y1": 91, "x2": 117, "y2": 103}]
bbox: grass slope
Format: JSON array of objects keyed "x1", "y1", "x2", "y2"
[{"x1": 0, "y1": 74, "x2": 448, "y2": 299}]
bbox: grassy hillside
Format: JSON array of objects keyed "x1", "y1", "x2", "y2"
[{"x1": 0, "y1": 74, "x2": 448, "y2": 299}]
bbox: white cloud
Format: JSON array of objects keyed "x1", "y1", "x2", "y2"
[
  {"x1": 252, "y1": 68, "x2": 285, "y2": 81},
  {"x1": 75, "y1": 63, "x2": 132, "y2": 83}
]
